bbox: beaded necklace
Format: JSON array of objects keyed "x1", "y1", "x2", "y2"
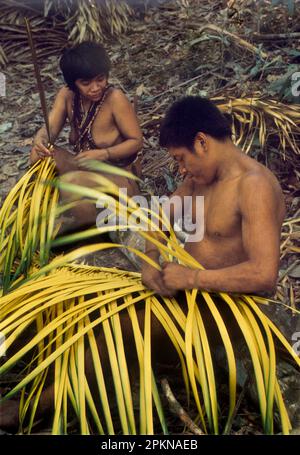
[{"x1": 72, "y1": 84, "x2": 112, "y2": 155}]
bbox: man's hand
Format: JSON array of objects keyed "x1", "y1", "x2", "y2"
[
  {"x1": 161, "y1": 262, "x2": 198, "y2": 291},
  {"x1": 142, "y1": 262, "x2": 176, "y2": 297},
  {"x1": 74, "y1": 149, "x2": 109, "y2": 163}
]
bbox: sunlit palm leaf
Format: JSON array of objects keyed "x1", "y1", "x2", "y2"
[
  {"x1": 0, "y1": 158, "x2": 58, "y2": 291},
  {"x1": 0, "y1": 161, "x2": 299, "y2": 435},
  {"x1": 1, "y1": 260, "x2": 299, "y2": 434},
  {"x1": 0, "y1": 115, "x2": 299, "y2": 434},
  {"x1": 214, "y1": 97, "x2": 300, "y2": 157}
]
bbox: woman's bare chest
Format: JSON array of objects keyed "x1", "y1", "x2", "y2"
[{"x1": 67, "y1": 96, "x2": 119, "y2": 147}]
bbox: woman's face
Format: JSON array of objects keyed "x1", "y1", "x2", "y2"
[{"x1": 75, "y1": 74, "x2": 108, "y2": 101}]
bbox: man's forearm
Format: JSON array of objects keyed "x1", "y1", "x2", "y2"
[{"x1": 192, "y1": 261, "x2": 276, "y2": 294}]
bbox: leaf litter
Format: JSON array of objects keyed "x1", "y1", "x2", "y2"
[{"x1": 0, "y1": 0, "x2": 299, "y2": 435}]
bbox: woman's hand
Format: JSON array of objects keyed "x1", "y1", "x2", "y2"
[
  {"x1": 30, "y1": 137, "x2": 53, "y2": 163},
  {"x1": 74, "y1": 149, "x2": 109, "y2": 162}
]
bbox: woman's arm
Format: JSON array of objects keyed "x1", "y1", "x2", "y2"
[
  {"x1": 31, "y1": 87, "x2": 68, "y2": 162},
  {"x1": 106, "y1": 89, "x2": 143, "y2": 160}
]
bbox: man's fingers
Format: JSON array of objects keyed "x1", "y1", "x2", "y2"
[
  {"x1": 141, "y1": 267, "x2": 175, "y2": 296},
  {"x1": 158, "y1": 286, "x2": 177, "y2": 297},
  {"x1": 142, "y1": 277, "x2": 175, "y2": 297},
  {"x1": 158, "y1": 283, "x2": 175, "y2": 296},
  {"x1": 74, "y1": 157, "x2": 87, "y2": 164},
  {"x1": 77, "y1": 159, "x2": 89, "y2": 170},
  {"x1": 155, "y1": 276, "x2": 175, "y2": 296},
  {"x1": 152, "y1": 284, "x2": 173, "y2": 296},
  {"x1": 142, "y1": 276, "x2": 164, "y2": 294}
]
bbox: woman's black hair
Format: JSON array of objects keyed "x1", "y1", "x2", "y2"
[
  {"x1": 59, "y1": 41, "x2": 111, "y2": 91},
  {"x1": 160, "y1": 96, "x2": 232, "y2": 150}
]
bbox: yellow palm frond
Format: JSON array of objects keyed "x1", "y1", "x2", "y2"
[
  {"x1": 0, "y1": 159, "x2": 299, "y2": 434},
  {"x1": 214, "y1": 97, "x2": 300, "y2": 156},
  {"x1": 1, "y1": 113, "x2": 300, "y2": 434},
  {"x1": 0, "y1": 260, "x2": 298, "y2": 434}
]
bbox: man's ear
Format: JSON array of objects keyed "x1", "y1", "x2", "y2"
[{"x1": 194, "y1": 132, "x2": 208, "y2": 156}]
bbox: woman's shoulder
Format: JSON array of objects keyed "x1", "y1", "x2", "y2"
[
  {"x1": 108, "y1": 86, "x2": 129, "y2": 102},
  {"x1": 107, "y1": 86, "x2": 133, "y2": 110},
  {"x1": 57, "y1": 86, "x2": 74, "y2": 103}
]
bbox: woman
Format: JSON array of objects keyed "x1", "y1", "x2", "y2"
[{"x1": 31, "y1": 41, "x2": 143, "y2": 231}]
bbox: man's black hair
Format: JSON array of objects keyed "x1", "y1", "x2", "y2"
[
  {"x1": 59, "y1": 41, "x2": 111, "y2": 91},
  {"x1": 160, "y1": 96, "x2": 232, "y2": 150}
]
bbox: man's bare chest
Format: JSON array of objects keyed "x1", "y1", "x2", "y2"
[{"x1": 191, "y1": 183, "x2": 241, "y2": 239}]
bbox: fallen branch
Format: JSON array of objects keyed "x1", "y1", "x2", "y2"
[
  {"x1": 161, "y1": 378, "x2": 204, "y2": 435},
  {"x1": 190, "y1": 23, "x2": 268, "y2": 59},
  {"x1": 143, "y1": 71, "x2": 211, "y2": 104},
  {"x1": 253, "y1": 32, "x2": 300, "y2": 41}
]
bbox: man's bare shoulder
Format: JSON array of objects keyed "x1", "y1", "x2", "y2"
[
  {"x1": 238, "y1": 152, "x2": 281, "y2": 192},
  {"x1": 241, "y1": 163, "x2": 282, "y2": 194},
  {"x1": 239, "y1": 166, "x2": 286, "y2": 221}
]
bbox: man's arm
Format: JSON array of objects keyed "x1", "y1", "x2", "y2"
[
  {"x1": 142, "y1": 176, "x2": 194, "y2": 295},
  {"x1": 144, "y1": 174, "x2": 195, "y2": 254},
  {"x1": 162, "y1": 174, "x2": 284, "y2": 294}
]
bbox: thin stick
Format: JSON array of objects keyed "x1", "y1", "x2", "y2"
[
  {"x1": 190, "y1": 23, "x2": 268, "y2": 59},
  {"x1": 223, "y1": 375, "x2": 251, "y2": 435},
  {"x1": 253, "y1": 32, "x2": 300, "y2": 41},
  {"x1": 161, "y1": 378, "x2": 204, "y2": 435},
  {"x1": 24, "y1": 17, "x2": 52, "y2": 145},
  {"x1": 143, "y1": 71, "x2": 211, "y2": 104}
]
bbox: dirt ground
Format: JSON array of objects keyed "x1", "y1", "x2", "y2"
[
  {"x1": 0, "y1": 0, "x2": 299, "y2": 435},
  {"x1": 1, "y1": 0, "x2": 299, "y2": 300}
]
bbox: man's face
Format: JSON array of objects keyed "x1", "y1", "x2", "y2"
[
  {"x1": 75, "y1": 74, "x2": 108, "y2": 101},
  {"x1": 169, "y1": 141, "x2": 216, "y2": 185}
]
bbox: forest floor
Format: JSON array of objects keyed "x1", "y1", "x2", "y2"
[{"x1": 0, "y1": 0, "x2": 299, "y2": 435}]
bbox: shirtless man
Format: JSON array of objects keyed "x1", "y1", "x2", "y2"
[
  {"x1": 0, "y1": 98, "x2": 296, "y2": 433},
  {"x1": 140, "y1": 98, "x2": 300, "y2": 429},
  {"x1": 31, "y1": 41, "x2": 142, "y2": 230},
  {"x1": 141, "y1": 96, "x2": 285, "y2": 297}
]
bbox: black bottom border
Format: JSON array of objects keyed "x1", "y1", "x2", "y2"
[{"x1": 1, "y1": 434, "x2": 299, "y2": 454}]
